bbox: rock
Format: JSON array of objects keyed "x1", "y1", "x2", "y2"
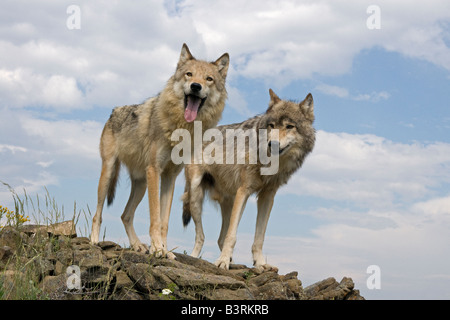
[
  {"x1": 40, "y1": 274, "x2": 68, "y2": 300},
  {"x1": 111, "y1": 288, "x2": 144, "y2": 300},
  {"x1": 32, "y1": 256, "x2": 55, "y2": 280},
  {"x1": 73, "y1": 246, "x2": 106, "y2": 269},
  {"x1": 0, "y1": 270, "x2": 19, "y2": 298},
  {"x1": 304, "y1": 276, "x2": 364, "y2": 300},
  {"x1": 173, "y1": 253, "x2": 242, "y2": 280},
  {"x1": 54, "y1": 248, "x2": 73, "y2": 266},
  {"x1": 97, "y1": 241, "x2": 122, "y2": 251},
  {"x1": 203, "y1": 287, "x2": 254, "y2": 300},
  {"x1": 104, "y1": 250, "x2": 120, "y2": 260},
  {"x1": 284, "y1": 278, "x2": 304, "y2": 299},
  {"x1": 114, "y1": 270, "x2": 134, "y2": 289},
  {"x1": 0, "y1": 227, "x2": 27, "y2": 251},
  {"x1": 248, "y1": 271, "x2": 279, "y2": 287},
  {"x1": 0, "y1": 246, "x2": 13, "y2": 264},
  {"x1": 81, "y1": 265, "x2": 115, "y2": 291},
  {"x1": 125, "y1": 263, "x2": 166, "y2": 293},
  {"x1": 280, "y1": 271, "x2": 299, "y2": 281},
  {"x1": 160, "y1": 265, "x2": 246, "y2": 290},
  {"x1": 0, "y1": 222, "x2": 365, "y2": 300},
  {"x1": 252, "y1": 281, "x2": 288, "y2": 300},
  {"x1": 21, "y1": 220, "x2": 77, "y2": 238},
  {"x1": 121, "y1": 250, "x2": 152, "y2": 264},
  {"x1": 54, "y1": 260, "x2": 65, "y2": 275},
  {"x1": 46, "y1": 220, "x2": 77, "y2": 237},
  {"x1": 345, "y1": 289, "x2": 365, "y2": 300}
]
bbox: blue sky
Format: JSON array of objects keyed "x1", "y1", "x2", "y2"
[{"x1": 1, "y1": 0, "x2": 450, "y2": 299}]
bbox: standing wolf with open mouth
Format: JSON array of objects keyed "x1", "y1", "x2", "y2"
[
  {"x1": 182, "y1": 89, "x2": 315, "y2": 270},
  {"x1": 90, "y1": 44, "x2": 229, "y2": 259}
]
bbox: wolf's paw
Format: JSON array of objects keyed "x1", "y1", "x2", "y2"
[
  {"x1": 149, "y1": 245, "x2": 176, "y2": 260},
  {"x1": 149, "y1": 244, "x2": 164, "y2": 257},
  {"x1": 166, "y1": 251, "x2": 176, "y2": 260},
  {"x1": 215, "y1": 256, "x2": 231, "y2": 270},
  {"x1": 90, "y1": 234, "x2": 99, "y2": 245},
  {"x1": 254, "y1": 263, "x2": 279, "y2": 274},
  {"x1": 132, "y1": 242, "x2": 150, "y2": 254}
]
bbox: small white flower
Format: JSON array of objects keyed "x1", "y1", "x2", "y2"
[{"x1": 162, "y1": 288, "x2": 172, "y2": 295}]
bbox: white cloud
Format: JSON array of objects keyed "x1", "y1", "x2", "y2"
[
  {"x1": 315, "y1": 83, "x2": 391, "y2": 102},
  {"x1": 315, "y1": 84, "x2": 350, "y2": 98},
  {"x1": 1, "y1": 0, "x2": 449, "y2": 111},
  {"x1": 0, "y1": 1, "x2": 204, "y2": 110},
  {"x1": 0, "y1": 68, "x2": 83, "y2": 109},
  {"x1": 282, "y1": 130, "x2": 450, "y2": 207},
  {"x1": 0, "y1": 109, "x2": 103, "y2": 207},
  {"x1": 180, "y1": 0, "x2": 450, "y2": 83},
  {"x1": 412, "y1": 195, "x2": 450, "y2": 220},
  {"x1": 226, "y1": 86, "x2": 253, "y2": 117},
  {"x1": 352, "y1": 91, "x2": 390, "y2": 102},
  {"x1": 19, "y1": 116, "x2": 103, "y2": 160},
  {"x1": 269, "y1": 130, "x2": 450, "y2": 297},
  {"x1": 223, "y1": 190, "x2": 450, "y2": 299},
  {"x1": 36, "y1": 161, "x2": 54, "y2": 168},
  {"x1": 0, "y1": 144, "x2": 27, "y2": 154}
]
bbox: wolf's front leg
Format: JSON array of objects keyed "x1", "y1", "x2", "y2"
[
  {"x1": 147, "y1": 165, "x2": 175, "y2": 259},
  {"x1": 252, "y1": 189, "x2": 278, "y2": 273},
  {"x1": 215, "y1": 187, "x2": 249, "y2": 270},
  {"x1": 160, "y1": 166, "x2": 182, "y2": 260}
]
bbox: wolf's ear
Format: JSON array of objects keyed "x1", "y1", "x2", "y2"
[
  {"x1": 214, "y1": 53, "x2": 230, "y2": 78},
  {"x1": 267, "y1": 89, "x2": 281, "y2": 111},
  {"x1": 179, "y1": 43, "x2": 195, "y2": 64},
  {"x1": 300, "y1": 93, "x2": 314, "y2": 120}
]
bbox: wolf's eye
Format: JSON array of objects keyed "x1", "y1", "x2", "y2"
[
  {"x1": 268, "y1": 123, "x2": 275, "y2": 129},
  {"x1": 286, "y1": 124, "x2": 295, "y2": 129},
  {"x1": 186, "y1": 72, "x2": 193, "y2": 77},
  {"x1": 206, "y1": 76, "x2": 214, "y2": 82}
]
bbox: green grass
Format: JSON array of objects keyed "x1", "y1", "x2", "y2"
[{"x1": 0, "y1": 182, "x2": 93, "y2": 300}]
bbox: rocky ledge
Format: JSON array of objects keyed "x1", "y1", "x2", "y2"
[{"x1": 0, "y1": 221, "x2": 364, "y2": 300}]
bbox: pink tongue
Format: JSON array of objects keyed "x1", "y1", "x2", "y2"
[{"x1": 184, "y1": 95, "x2": 201, "y2": 122}]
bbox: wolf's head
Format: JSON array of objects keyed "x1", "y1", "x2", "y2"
[
  {"x1": 261, "y1": 89, "x2": 315, "y2": 159},
  {"x1": 173, "y1": 44, "x2": 229, "y2": 123}
]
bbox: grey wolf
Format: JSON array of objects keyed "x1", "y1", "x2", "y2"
[
  {"x1": 90, "y1": 44, "x2": 229, "y2": 259},
  {"x1": 182, "y1": 89, "x2": 315, "y2": 270}
]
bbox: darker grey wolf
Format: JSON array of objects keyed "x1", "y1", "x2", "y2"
[{"x1": 182, "y1": 89, "x2": 315, "y2": 270}]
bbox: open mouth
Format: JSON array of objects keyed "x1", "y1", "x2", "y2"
[
  {"x1": 184, "y1": 94, "x2": 207, "y2": 123},
  {"x1": 278, "y1": 144, "x2": 291, "y2": 155},
  {"x1": 268, "y1": 141, "x2": 291, "y2": 155}
]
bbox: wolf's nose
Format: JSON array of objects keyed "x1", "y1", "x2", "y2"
[{"x1": 190, "y1": 82, "x2": 202, "y2": 92}]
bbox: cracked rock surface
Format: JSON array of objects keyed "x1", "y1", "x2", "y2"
[{"x1": 0, "y1": 222, "x2": 364, "y2": 300}]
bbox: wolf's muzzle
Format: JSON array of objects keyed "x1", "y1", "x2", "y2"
[
  {"x1": 268, "y1": 141, "x2": 289, "y2": 155},
  {"x1": 190, "y1": 82, "x2": 202, "y2": 93}
]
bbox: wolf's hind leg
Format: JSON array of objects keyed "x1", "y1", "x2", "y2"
[
  {"x1": 121, "y1": 178, "x2": 148, "y2": 252},
  {"x1": 218, "y1": 197, "x2": 234, "y2": 252},
  {"x1": 218, "y1": 197, "x2": 235, "y2": 264},
  {"x1": 91, "y1": 157, "x2": 119, "y2": 244}
]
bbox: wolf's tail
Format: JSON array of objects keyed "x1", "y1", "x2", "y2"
[
  {"x1": 182, "y1": 183, "x2": 191, "y2": 227},
  {"x1": 182, "y1": 172, "x2": 215, "y2": 227},
  {"x1": 107, "y1": 159, "x2": 121, "y2": 206}
]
